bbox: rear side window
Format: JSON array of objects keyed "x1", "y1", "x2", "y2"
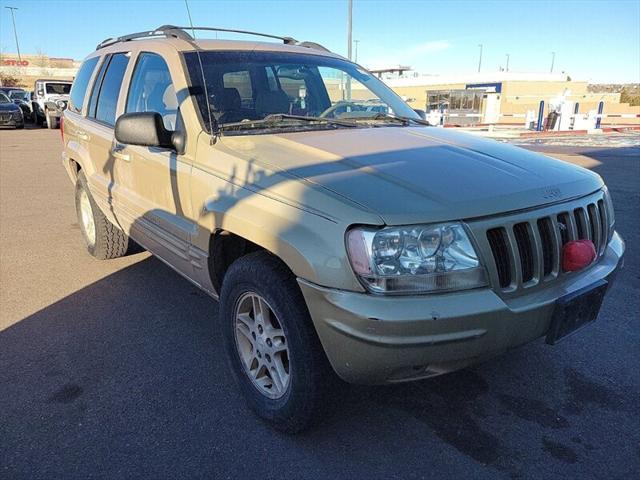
[
  {"x1": 89, "y1": 52, "x2": 130, "y2": 127},
  {"x1": 126, "y1": 53, "x2": 178, "y2": 130},
  {"x1": 69, "y1": 57, "x2": 99, "y2": 113}
]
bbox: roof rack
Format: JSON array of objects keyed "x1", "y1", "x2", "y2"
[{"x1": 96, "y1": 25, "x2": 331, "y2": 53}]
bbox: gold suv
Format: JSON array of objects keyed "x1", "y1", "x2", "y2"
[{"x1": 63, "y1": 26, "x2": 624, "y2": 432}]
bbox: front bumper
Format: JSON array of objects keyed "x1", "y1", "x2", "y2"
[
  {"x1": 299, "y1": 231, "x2": 624, "y2": 384},
  {"x1": 0, "y1": 117, "x2": 24, "y2": 127}
]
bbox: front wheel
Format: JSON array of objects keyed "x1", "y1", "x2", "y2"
[{"x1": 220, "y1": 251, "x2": 338, "y2": 433}]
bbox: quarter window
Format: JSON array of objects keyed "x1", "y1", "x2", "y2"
[
  {"x1": 126, "y1": 53, "x2": 178, "y2": 130},
  {"x1": 90, "y1": 53, "x2": 130, "y2": 127},
  {"x1": 87, "y1": 57, "x2": 109, "y2": 118},
  {"x1": 69, "y1": 57, "x2": 99, "y2": 113}
]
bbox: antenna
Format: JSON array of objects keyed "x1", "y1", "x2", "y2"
[{"x1": 183, "y1": 0, "x2": 196, "y2": 38}]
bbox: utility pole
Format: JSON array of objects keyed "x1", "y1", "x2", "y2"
[
  {"x1": 346, "y1": 0, "x2": 353, "y2": 101},
  {"x1": 477, "y1": 44, "x2": 483, "y2": 73},
  {"x1": 353, "y1": 39, "x2": 360, "y2": 63},
  {"x1": 505, "y1": 53, "x2": 510, "y2": 72},
  {"x1": 5, "y1": 6, "x2": 21, "y2": 63},
  {"x1": 550, "y1": 51, "x2": 556, "y2": 73},
  {"x1": 347, "y1": 0, "x2": 353, "y2": 60}
]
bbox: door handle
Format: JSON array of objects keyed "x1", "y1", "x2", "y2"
[{"x1": 111, "y1": 146, "x2": 131, "y2": 162}]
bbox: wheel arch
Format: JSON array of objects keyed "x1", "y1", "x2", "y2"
[{"x1": 198, "y1": 201, "x2": 364, "y2": 293}]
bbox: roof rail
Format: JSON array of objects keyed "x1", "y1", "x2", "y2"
[
  {"x1": 96, "y1": 25, "x2": 331, "y2": 53},
  {"x1": 96, "y1": 25, "x2": 192, "y2": 50},
  {"x1": 164, "y1": 26, "x2": 299, "y2": 45}
]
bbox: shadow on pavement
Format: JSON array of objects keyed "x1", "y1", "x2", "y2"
[{"x1": 1, "y1": 144, "x2": 638, "y2": 479}]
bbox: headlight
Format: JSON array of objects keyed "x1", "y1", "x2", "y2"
[
  {"x1": 56, "y1": 100, "x2": 67, "y2": 109},
  {"x1": 347, "y1": 223, "x2": 487, "y2": 294}
]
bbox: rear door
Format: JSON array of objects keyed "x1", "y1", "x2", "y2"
[
  {"x1": 82, "y1": 52, "x2": 131, "y2": 228},
  {"x1": 64, "y1": 55, "x2": 100, "y2": 155}
]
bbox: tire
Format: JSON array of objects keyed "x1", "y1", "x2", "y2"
[
  {"x1": 46, "y1": 111, "x2": 59, "y2": 129},
  {"x1": 16, "y1": 124, "x2": 24, "y2": 129},
  {"x1": 75, "y1": 171, "x2": 129, "y2": 259},
  {"x1": 220, "y1": 251, "x2": 338, "y2": 433}
]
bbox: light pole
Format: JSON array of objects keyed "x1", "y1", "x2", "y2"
[
  {"x1": 477, "y1": 44, "x2": 483, "y2": 73},
  {"x1": 353, "y1": 39, "x2": 360, "y2": 63},
  {"x1": 505, "y1": 53, "x2": 510, "y2": 72},
  {"x1": 346, "y1": 0, "x2": 353, "y2": 101},
  {"x1": 4, "y1": 6, "x2": 22, "y2": 63},
  {"x1": 550, "y1": 51, "x2": 556, "y2": 73},
  {"x1": 347, "y1": 0, "x2": 353, "y2": 60}
]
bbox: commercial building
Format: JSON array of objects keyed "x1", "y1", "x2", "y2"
[
  {"x1": 376, "y1": 69, "x2": 639, "y2": 126},
  {"x1": 0, "y1": 53, "x2": 79, "y2": 89}
]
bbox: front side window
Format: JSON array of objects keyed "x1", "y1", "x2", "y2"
[
  {"x1": 45, "y1": 83, "x2": 71, "y2": 95},
  {"x1": 90, "y1": 53, "x2": 130, "y2": 127},
  {"x1": 0, "y1": 93, "x2": 10, "y2": 104},
  {"x1": 69, "y1": 57, "x2": 100, "y2": 113},
  {"x1": 184, "y1": 51, "x2": 418, "y2": 134},
  {"x1": 125, "y1": 53, "x2": 178, "y2": 130}
]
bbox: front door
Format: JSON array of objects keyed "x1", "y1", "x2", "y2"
[{"x1": 114, "y1": 52, "x2": 195, "y2": 279}]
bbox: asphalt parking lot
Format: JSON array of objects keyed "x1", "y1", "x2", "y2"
[{"x1": 1, "y1": 126, "x2": 639, "y2": 479}]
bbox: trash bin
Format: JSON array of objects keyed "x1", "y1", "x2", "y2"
[{"x1": 546, "y1": 111, "x2": 559, "y2": 131}]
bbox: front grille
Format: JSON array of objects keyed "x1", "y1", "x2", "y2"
[
  {"x1": 513, "y1": 222, "x2": 534, "y2": 283},
  {"x1": 537, "y1": 218, "x2": 555, "y2": 277},
  {"x1": 480, "y1": 192, "x2": 609, "y2": 293},
  {"x1": 487, "y1": 228, "x2": 511, "y2": 288}
]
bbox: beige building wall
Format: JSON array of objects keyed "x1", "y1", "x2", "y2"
[{"x1": 390, "y1": 79, "x2": 639, "y2": 125}]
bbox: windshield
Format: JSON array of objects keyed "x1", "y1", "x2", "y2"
[
  {"x1": 0, "y1": 93, "x2": 10, "y2": 104},
  {"x1": 9, "y1": 91, "x2": 26, "y2": 100},
  {"x1": 184, "y1": 51, "x2": 419, "y2": 133},
  {"x1": 45, "y1": 83, "x2": 71, "y2": 95}
]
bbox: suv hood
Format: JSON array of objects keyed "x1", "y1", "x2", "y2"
[{"x1": 221, "y1": 126, "x2": 603, "y2": 225}]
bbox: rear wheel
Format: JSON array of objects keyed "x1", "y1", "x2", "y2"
[
  {"x1": 220, "y1": 251, "x2": 338, "y2": 433},
  {"x1": 75, "y1": 171, "x2": 129, "y2": 259}
]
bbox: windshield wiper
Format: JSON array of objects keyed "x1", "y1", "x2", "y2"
[
  {"x1": 342, "y1": 112, "x2": 431, "y2": 126},
  {"x1": 221, "y1": 113, "x2": 358, "y2": 131}
]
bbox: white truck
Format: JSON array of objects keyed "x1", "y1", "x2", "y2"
[{"x1": 32, "y1": 79, "x2": 72, "y2": 129}]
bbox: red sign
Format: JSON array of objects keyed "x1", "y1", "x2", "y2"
[{"x1": 2, "y1": 59, "x2": 29, "y2": 66}]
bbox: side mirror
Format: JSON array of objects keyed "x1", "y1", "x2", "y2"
[
  {"x1": 115, "y1": 112, "x2": 173, "y2": 149},
  {"x1": 413, "y1": 109, "x2": 427, "y2": 120}
]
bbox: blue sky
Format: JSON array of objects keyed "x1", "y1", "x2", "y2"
[{"x1": 1, "y1": 0, "x2": 638, "y2": 83}]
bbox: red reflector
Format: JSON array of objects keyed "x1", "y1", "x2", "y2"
[{"x1": 562, "y1": 240, "x2": 596, "y2": 272}]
